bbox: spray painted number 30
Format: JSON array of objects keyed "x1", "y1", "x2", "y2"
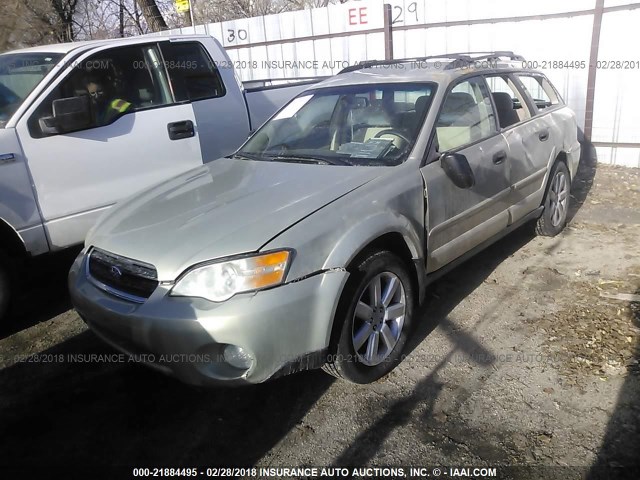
[
  {"x1": 227, "y1": 29, "x2": 248, "y2": 43},
  {"x1": 392, "y1": 2, "x2": 419, "y2": 24}
]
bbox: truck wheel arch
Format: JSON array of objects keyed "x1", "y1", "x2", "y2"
[
  {"x1": 0, "y1": 218, "x2": 27, "y2": 258},
  {"x1": 0, "y1": 219, "x2": 27, "y2": 321}
]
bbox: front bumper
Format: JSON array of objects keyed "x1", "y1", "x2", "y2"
[{"x1": 68, "y1": 252, "x2": 348, "y2": 386}]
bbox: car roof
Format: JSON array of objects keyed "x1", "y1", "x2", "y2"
[{"x1": 312, "y1": 52, "x2": 543, "y2": 89}]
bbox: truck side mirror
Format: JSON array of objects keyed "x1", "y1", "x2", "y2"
[
  {"x1": 39, "y1": 95, "x2": 94, "y2": 135},
  {"x1": 440, "y1": 152, "x2": 475, "y2": 189}
]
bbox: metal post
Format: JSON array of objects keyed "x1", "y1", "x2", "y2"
[
  {"x1": 584, "y1": 0, "x2": 605, "y2": 142},
  {"x1": 383, "y1": 3, "x2": 394, "y2": 60},
  {"x1": 189, "y1": 0, "x2": 195, "y2": 28}
]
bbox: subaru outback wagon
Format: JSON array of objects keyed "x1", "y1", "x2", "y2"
[{"x1": 69, "y1": 52, "x2": 580, "y2": 385}]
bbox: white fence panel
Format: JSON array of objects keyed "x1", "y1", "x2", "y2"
[
  {"x1": 592, "y1": 7, "x2": 640, "y2": 166},
  {"x1": 158, "y1": 0, "x2": 639, "y2": 166}
]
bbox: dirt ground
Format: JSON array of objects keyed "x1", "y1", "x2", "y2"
[{"x1": 0, "y1": 146, "x2": 639, "y2": 479}]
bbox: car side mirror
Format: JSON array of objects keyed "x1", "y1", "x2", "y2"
[
  {"x1": 440, "y1": 152, "x2": 475, "y2": 189},
  {"x1": 40, "y1": 95, "x2": 94, "y2": 135}
]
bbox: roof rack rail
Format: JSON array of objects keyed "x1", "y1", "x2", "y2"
[{"x1": 338, "y1": 51, "x2": 525, "y2": 74}]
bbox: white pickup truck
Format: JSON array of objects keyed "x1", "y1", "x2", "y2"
[{"x1": 0, "y1": 34, "x2": 317, "y2": 319}]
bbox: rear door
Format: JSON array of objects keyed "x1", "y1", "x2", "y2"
[
  {"x1": 486, "y1": 73, "x2": 557, "y2": 223},
  {"x1": 15, "y1": 42, "x2": 205, "y2": 250},
  {"x1": 159, "y1": 39, "x2": 250, "y2": 162},
  {"x1": 421, "y1": 76, "x2": 511, "y2": 272}
]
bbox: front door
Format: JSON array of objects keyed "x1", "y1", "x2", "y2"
[
  {"x1": 15, "y1": 42, "x2": 206, "y2": 249},
  {"x1": 420, "y1": 76, "x2": 511, "y2": 272}
]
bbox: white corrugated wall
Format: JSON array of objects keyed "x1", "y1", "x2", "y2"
[{"x1": 162, "y1": 0, "x2": 640, "y2": 167}]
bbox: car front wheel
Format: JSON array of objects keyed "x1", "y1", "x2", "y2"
[{"x1": 322, "y1": 250, "x2": 414, "y2": 384}]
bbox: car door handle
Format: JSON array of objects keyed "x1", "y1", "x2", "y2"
[
  {"x1": 0, "y1": 153, "x2": 16, "y2": 165},
  {"x1": 492, "y1": 151, "x2": 507, "y2": 165},
  {"x1": 167, "y1": 120, "x2": 195, "y2": 140},
  {"x1": 538, "y1": 130, "x2": 549, "y2": 142}
]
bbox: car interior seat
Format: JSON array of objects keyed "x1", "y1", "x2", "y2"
[
  {"x1": 436, "y1": 92, "x2": 481, "y2": 151},
  {"x1": 492, "y1": 92, "x2": 520, "y2": 129}
]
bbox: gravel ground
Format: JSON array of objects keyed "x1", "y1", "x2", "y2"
[{"x1": 0, "y1": 147, "x2": 638, "y2": 480}]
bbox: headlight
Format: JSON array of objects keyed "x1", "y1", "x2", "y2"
[{"x1": 170, "y1": 250, "x2": 291, "y2": 302}]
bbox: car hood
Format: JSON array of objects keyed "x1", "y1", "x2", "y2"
[{"x1": 87, "y1": 157, "x2": 382, "y2": 280}]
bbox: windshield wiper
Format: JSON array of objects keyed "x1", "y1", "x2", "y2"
[
  {"x1": 231, "y1": 152, "x2": 265, "y2": 161},
  {"x1": 263, "y1": 153, "x2": 350, "y2": 166}
]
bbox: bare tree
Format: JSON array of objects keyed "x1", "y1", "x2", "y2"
[
  {"x1": 0, "y1": 0, "x2": 349, "y2": 52},
  {"x1": 0, "y1": 0, "x2": 63, "y2": 51},
  {"x1": 51, "y1": 0, "x2": 80, "y2": 41},
  {"x1": 136, "y1": 0, "x2": 168, "y2": 31}
]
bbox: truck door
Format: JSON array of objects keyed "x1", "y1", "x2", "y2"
[
  {"x1": 14, "y1": 42, "x2": 206, "y2": 250},
  {"x1": 0, "y1": 129, "x2": 48, "y2": 255},
  {"x1": 159, "y1": 39, "x2": 251, "y2": 162}
]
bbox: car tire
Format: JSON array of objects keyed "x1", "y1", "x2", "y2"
[
  {"x1": 322, "y1": 250, "x2": 414, "y2": 384},
  {"x1": 0, "y1": 251, "x2": 12, "y2": 322},
  {"x1": 536, "y1": 161, "x2": 571, "y2": 237}
]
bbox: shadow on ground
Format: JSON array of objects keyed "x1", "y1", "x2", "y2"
[
  {"x1": 0, "y1": 246, "x2": 81, "y2": 340},
  {"x1": 331, "y1": 139, "x2": 600, "y2": 469},
  {"x1": 587, "y1": 288, "x2": 640, "y2": 480},
  {"x1": 0, "y1": 140, "x2": 601, "y2": 470},
  {"x1": 0, "y1": 330, "x2": 335, "y2": 466}
]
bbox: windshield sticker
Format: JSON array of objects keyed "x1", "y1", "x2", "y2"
[
  {"x1": 273, "y1": 95, "x2": 313, "y2": 120},
  {"x1": 337, "y1": 138, "x2": 394, "y2": 159}
]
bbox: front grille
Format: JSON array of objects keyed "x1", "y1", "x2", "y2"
[{"x1": 87, "y1": 248, "x2": 158, "y2": 302}]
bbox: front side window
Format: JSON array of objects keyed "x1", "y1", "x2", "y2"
[
  {"x1": 238, "y1": 83, "x2": 436, "y2": 166},
  {"x1": 435, "y1": 77, "x2": 497, "y2": 152},
  {"x1": 0, "y1": 53, "x2": 63, "y2": 127},
  {"x1": 516, "y1": 74, "x2": 560, "y2": 111},
  {"x1": 485, "y1": 75, "x2": 532, "y2": 129},
  {"x1": 29, "y1": 44, "x2": 173, "y2": 137}
]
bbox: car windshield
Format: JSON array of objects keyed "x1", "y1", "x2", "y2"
[
  {"x1": 238, "y1": 82, "x2": 437, "y2": 166},
  {"x1": 0, "y1": 53, "x2": 63, "y2": 127}
]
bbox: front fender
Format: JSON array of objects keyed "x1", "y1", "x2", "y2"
[
  {"x1": 321, "y1": 211, "x2": 422, "y2": 272},
  {"x1": 261, "y1": 165, "x2": 426, "y2": 284}
]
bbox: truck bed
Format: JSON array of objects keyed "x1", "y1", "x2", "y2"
[{"x1": 243, "y1": 78, "x2": 325, "y2": 130}]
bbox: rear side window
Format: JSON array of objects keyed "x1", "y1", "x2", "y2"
[
  {"x1": 160, "y1": 42, "x2": 225, "y2": 102},
  {"x1": 485, "y1": 75, "x2": 532, "y2": 129},
  {"x1": 435, "y1": 77, "x2": 497, "y2": 152},
  {"x1": 516, "y1": 75, "x2": 561, "y2": 111}
]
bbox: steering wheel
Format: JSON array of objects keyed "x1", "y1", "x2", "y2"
[
  {"x1": 266, "y1": 142, "x2": 291, "y2": 153},
  {"x1": 373, "y1": 129, "x2": 411, "y2": 145}
]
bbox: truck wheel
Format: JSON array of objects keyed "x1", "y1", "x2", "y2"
[
  {"x1": 322, "y1": 250, "x2": 414, "y2": 384},
  {"x1": 0, "y1": 252, "x2": 12, "y2": 322},
  {"x1": 536, "y1": 161, "x2": 571, "y2": 237}
]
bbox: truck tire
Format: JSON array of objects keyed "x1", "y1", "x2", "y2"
[
  {"x1": 322, "y1": 250, "x2": 414, "y2": 384},
  {"x1": 536, "y1": 161, "x2": 571, "y2": 237}
]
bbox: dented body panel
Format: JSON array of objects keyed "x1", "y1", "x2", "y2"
[{"x1": 69, "y1": 59, "x2": 581, "y2": 385}]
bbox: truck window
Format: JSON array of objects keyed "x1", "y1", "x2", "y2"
[
  {"x1": 0, "y1": 53, "x2": 62, "y2": 127},
  {"x1": 516, "y1": 75, "x2": 560, "y2": 111},
  {"x1": 435, "y1": 77, "x2": 497, "y2": 152},
  {"x1": 485, "y1": 75, "x2": 532, "y2": 129},
  {"x1": 28, "y1": 44, "x2": 173, "y2": 138},
  {"x1": 159, "y1": 42, "x2": 225, "y2": 102}
]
